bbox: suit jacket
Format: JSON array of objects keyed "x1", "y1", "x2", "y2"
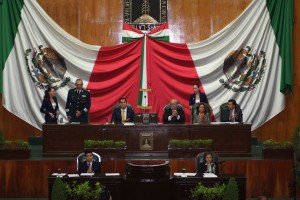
[
  {"x1": 163, "y1": 107, "x2": 185, "y2": 124},
  {"x1": 40, "y1": 96, "x2": 59, "y2": 123},
  {"x1": 111, "y1": 107, "x2": 135, "y2": 124},
  {"x1": 189, "y1": 91, "x2": 208, "y2": 106},
  {"x1": 221, "y1": 107, "x2": 243, "y2": 122},
  {"x1": 78, "y1": 160, "x2": 101, "y2": 174},
  {"x1": 198, "y1": 161, "x2": 219, "y2": 175},
  {"x1": 65, "y1": 89, "x2": 91, "y2": 123}
]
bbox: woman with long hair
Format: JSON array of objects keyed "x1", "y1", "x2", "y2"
[{"x1": 40, "y1": 87, "x2": 59, "y2": 123}]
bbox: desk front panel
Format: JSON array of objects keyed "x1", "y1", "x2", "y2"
[{"x1": 43, "y1": 123, "x2": 251, "y2": 157}]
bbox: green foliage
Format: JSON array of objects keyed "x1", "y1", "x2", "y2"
[
  {"x1": 14, "y1": 140, "x2": 30, "y2": 149},
  {"x1": 169, "y1": 139, "x2": 213, "y2": 149},
  {"x1": 51, "y1": 177, "x2": 67, "y2": 200},
  {"x1": 65, "y1": 181, "x2": 102, "y2": 200},
  {"x1": 223, "y1": 177, "x2": 239, "y2": 200},
  {"x1": 190, "y1": 182, "x2": 226, "y2": 200},
  {"x1": 114, "y1": 140, "x2": 126, "y2": 149},
  {"x1": 0, "y1": 129, "x2": 4, "y2": 146},
  {"x1": 84, "y1": 140, "x2": 126, "y2": 149},
  {"x1": 262, "y1": 139, "x2": 292, "y2": 149}
]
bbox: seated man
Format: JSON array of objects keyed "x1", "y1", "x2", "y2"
[
  {"x1": 221, "y1": 99, "x2": 243, "y2": 122},
  {"x1": 111, "y1": 97, "x2": 135, "y2": 124},
  {"x1": 78, "y1": 149, "x2": 101, "y2": 174},
  {"x1": 163, "y1": 99, "x2": 185, "y2": 124}
]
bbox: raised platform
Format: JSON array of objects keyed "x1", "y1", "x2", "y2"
[{"x1": 42, "y1": 123, "x2": 252, "y2": 157}]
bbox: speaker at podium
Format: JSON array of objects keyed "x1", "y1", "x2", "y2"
[{"x1": 134, "y1": 113, "x2": 158, "y2": 124}]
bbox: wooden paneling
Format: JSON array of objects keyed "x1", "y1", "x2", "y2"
[
  {"x1": 0, "y1": 159, "x2": 294, "y2": 198},
  {"x1": 1, "y1": 0, "x2": 300, "y2": 143}
]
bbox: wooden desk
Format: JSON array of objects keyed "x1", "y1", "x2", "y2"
[
  {"x1": 170, "y1": 175, "x2": 246, "y2": 200},
  {"x1": 48, "y1": 175, "x2": 125, "y2": 200},
  {"x1": 43, "y1": 123, "x2": 251, "y2": 157}
]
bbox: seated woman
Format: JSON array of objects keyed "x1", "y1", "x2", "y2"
[
  {"x1": 193, "y1": 103, "x2": 210, "y2": 124},
  {"x1": 198, "y1": 151, "x2": 219, "y2": 175}
]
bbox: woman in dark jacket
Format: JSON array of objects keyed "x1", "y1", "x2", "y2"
[
  {"x1": 40, "y1": 87, "x2": 59, "y2": 123},
  {"x1": 189, "y1": 84, "x2": 208, "y2": 110}
]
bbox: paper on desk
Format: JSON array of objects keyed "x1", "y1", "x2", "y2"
[
  {"x1": 80, "y1": 173, "x2": 94, "y2": 176},
  {"x1": 68, "y1": 174, "x2": 80, "y2": 177},
  {"x1": 203, "y1": 173, "x2": 218, "y2": 178},
  {"x1": 123, "y1": 122, "x2": 135, "y2": 126},
  {"x1": 174, "y1": 173, "x2": 197, "y2": 177},
  {"x1": 52, "y1": 173, "x2": 67, "y2": 177},
  {"x1": 105, "y1": 173, "x2": 120, "y2": 176}
]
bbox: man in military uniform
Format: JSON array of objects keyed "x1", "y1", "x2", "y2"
[{"x1": 65, "y1": 79, "x2": 91, "y2": 123}]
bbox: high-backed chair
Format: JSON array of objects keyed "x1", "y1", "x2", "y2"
[
  {"x1": 112, "y1": 103, "x2": 132, "y2": 113},
  {"x1": 220, "y1": 102, "x2": 243, "y2": 122},
  {"x1": 191, "y1": 102, "x2": 211, "y2": 123},
  {"x1": 163, "y1": 103, "x2": 184, "y2": 113},
  {"x1": 76, "y1": 152, "x2": 101, "y2": 172},
  {"x1": 195, "y1": 152, "x2": 222, "y2": 174},
  {"x1": 111, "y1": 103, "x2": 133, "y2": 123}
]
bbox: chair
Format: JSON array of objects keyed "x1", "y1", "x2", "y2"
[
  {"x1": 195, "y1": 152, "x2": 223, "y2": 174},
  {"x1": 220, "y1": 102, "x2": 243, "y2": 122},
  {"x1": 112, "y1": 103, "x2": 132, "y2": 113},
  {"x1": 76, "y1": 152, "x2": 101, "y2": 172},
  {"x1": 163, "y1": 103, "x2": 184, "y2": 113},
  {"x1": 191, "y1": 102, "x2": 211, "y2": 123}
]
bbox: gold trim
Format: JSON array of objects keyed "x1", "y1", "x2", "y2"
[
  {"x1": 139, "y1": 88, "x2": 152, "y2": 92},
  {"x1": 137, "y1": 105, "x2": 152, "y2": 109}
]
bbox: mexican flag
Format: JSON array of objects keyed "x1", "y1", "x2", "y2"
[{"x1": 1, "y1": 0, "x2": 293, "y2": 130}]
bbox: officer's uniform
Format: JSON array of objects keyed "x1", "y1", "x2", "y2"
[{"x1": 65, "y1": 88, "x2": 91, "y2": 123}]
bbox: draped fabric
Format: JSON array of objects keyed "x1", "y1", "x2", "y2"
[
  {"x1": 87, "y1": 40, "x2": 143, "y2": 123},
  {"x1": 0, "y1": 0, "x2": 293, "y2": 131},
  {"x1": 266, "y1": 0, "x2": 294, "y2": 93}
]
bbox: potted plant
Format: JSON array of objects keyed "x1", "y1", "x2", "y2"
[
  {"x1": 0, "y1": 129, "x2": 31, "y2": 159},
  {"x1": 84, "y1": 139, "x2": 126, "y2": 160},
  {"x1": 65, "y1": 181, "x2": 103, "y2": 200},
  {"x1": 223, "y1": 177, "x2": 239, "y2": 200},
  {"x1": 190, "y1": 182, "x2": 226, "y2": 200},
  {"x1": 262, "y1": 139, "x2": 293, "y2": 159},
  {"x1": 51, "y1": 177, "x2": 67, "y2": 200},
  {"x1": 168, "y1": 139, "x2": 213, "y2": 159}
]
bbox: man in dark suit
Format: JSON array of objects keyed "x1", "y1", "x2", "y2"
[
  {"x1": 111, "y1": 97, "x2": 134, "y2": 124},
  {"x1": 163, "y1": 99, "x2": 185, "y2": 124},
  {"x1": 65, "y1": 79, "x2": 91, "y2": 123},
  {"x1": 78, "y1": 149, "x2": 101, "y2": 174},
  {"x1": 221, "y1": 99, "x2": 243, "y2": 122}
]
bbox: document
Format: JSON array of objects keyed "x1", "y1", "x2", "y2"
[
  {"x1": 105, "y1": 173, "x2": 120, "y2": 176},
  {"x1": 203, "y1": 173, "x2": 218, "y2": 178},
  {"x1": 68, "y1": 174, "x2": 80, "y2": 177},
  {"x1": 174, "y1": 172, "x2": 197, "y2": 177},
  {"x1": 52, "y1": 173, "x2": 67, "y2": 177},
  {"x1": 80, "y1": 173, "x2": 94, "y2": 176}
]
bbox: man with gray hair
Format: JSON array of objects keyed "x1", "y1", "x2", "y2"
[{"x1": 163, "y1": 99, "x2": 185, "y2": 124}]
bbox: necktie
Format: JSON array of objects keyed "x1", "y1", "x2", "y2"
[
  {"x1": 87, "y1": 162, "x2": 91, "y2": 172},
  {"x1": 121, "y1": 110, "x2": 125, "y2": 122}
]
